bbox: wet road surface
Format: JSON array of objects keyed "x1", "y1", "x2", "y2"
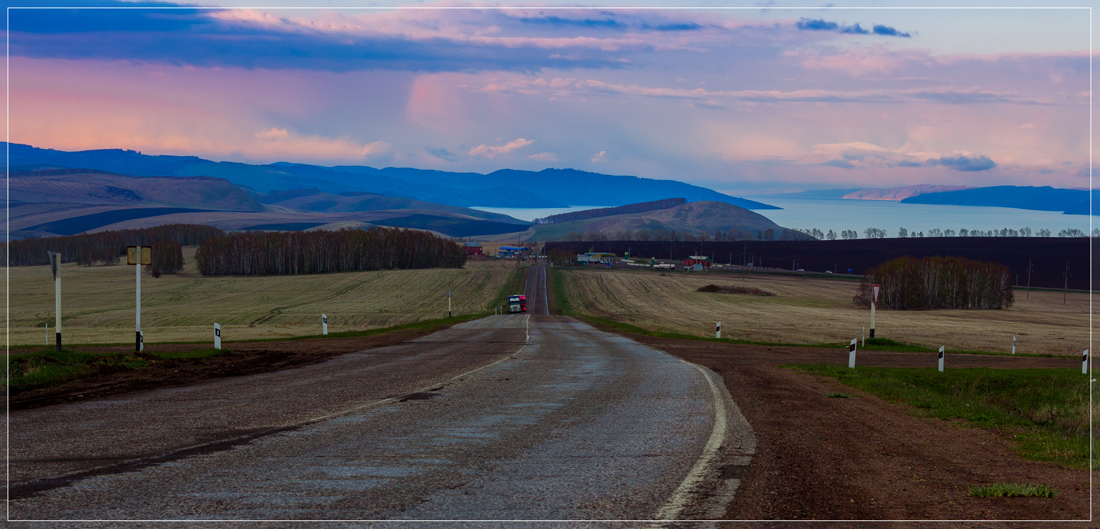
[{"x1": 9, "y1": 265, "x2": 754, "y2": 524}]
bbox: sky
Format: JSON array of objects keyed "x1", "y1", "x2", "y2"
[{"x1": 5, "y1": 1, "x2": 1095, "y2": 195}]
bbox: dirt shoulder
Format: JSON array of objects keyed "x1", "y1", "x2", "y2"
[
  {"x1": 9, "y1": 321, "x2": 471, "y2": 411},
  {"x1": 609, "y1": 331, "x2": 1090, "y2": 524}
]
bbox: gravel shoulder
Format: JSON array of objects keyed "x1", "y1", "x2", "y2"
[{"x1": 618, "y1": 334, "x2": 1091, "y2": 524}]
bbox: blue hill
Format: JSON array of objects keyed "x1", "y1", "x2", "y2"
[{"x1": 5, "y1": 143, "x2": 776, "y2": 211}]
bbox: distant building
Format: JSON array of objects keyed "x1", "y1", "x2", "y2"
[
  {"x1": 577, "y1": 252, "x2": 616, "y2": 264},
  {"x1": 463, "y1": 241, "x2": 483, "y2": 255},
  {"x1": 498, "y1": 246, "x2": 528, "y2": 258},
  {"x1": 685, "y1": 255, "x2": 712, "y2": 268}
]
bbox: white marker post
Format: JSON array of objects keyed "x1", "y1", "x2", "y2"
[
  {"x1": 48, "y1": 251, "x2": 61, "y2": 351},
  {"x1": 1012, "y1": 336, "x2": 1016, "y2": 355},
  {"x1": 848, "y1": 338, "x2": 857, "y2": 369},
  {"x1": 716, "y1": 322, "x2": 721, "y2": 339},
  {"x1": 938, "y1": 346, "x2": 945, "y2": 372},
  {"x1": 127, "y1": 246, "x2": 151, "y2": 352},
  {"x1": 446, "y1": 290, "x2": 453, "y2": 318},
  {"x1": 1083, "y1": 349, "x2": 1089, "y2": 375},
  {"x1": 322, "y1": 314, "x2": 328, "y2": 335},
  {"x1": 870, "y1": 284, "x2": 880, "y2": 339},
  {"x1": 214, "y1": 323, "x2": 222, "y2": 350},
  {"x1": 862, "y1": 326, "x2": 865, "y2": 347}
]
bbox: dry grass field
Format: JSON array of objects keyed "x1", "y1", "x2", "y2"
[
  {"x1": 559, "y1": 267, "x2": 1090, "y2": 356},
  {"x1": 9, "y1": 248, "x2": 519, "y2": 346}
]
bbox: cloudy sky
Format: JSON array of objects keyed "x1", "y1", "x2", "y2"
[{"x1": 6, "y1": 1, "x2": 1093, "y2": 195}]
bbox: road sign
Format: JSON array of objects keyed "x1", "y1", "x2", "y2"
[
  {"x1": 872, "y1": 284, "x2": 880, "y2": 305},
  {"x1": 48, "y1": 251, "x2": 60, "y2": 279},
  {"x1": 446, "y1": 290, "x2": 452, "y2": 298},
  {"x1": 127, "y1": 246, "x2": 151, "y2": 265}
]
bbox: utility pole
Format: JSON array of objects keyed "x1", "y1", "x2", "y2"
[{"x1": 127, "y1": 246, "x2": 150, "y2": 352}]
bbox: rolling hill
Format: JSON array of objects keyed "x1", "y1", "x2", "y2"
[
  {"x1": 9, "y1": 169, "x2": 529, "y2": 239},
  {"x1": 478, "y1": 200, "x2": 796, "y2": 242}
]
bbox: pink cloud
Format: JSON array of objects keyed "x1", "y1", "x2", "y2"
[{"x1": 468, "y1": 138, "x2": 534, "y2": 158}]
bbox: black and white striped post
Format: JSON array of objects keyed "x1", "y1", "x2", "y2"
[
  {"x1": 48, "y1": 251, "x2": 61, "y2": 351},
  {"x1": 214, "y1": 323, "x2": 221, "y2": 350},
  {"x1": 938, "y1": 346, "x2": 944, "y2": 372},
  {"x1": 716, "y1": 322, "x2": 721, "y2": 339},
  {"x1": 322, "y1": 314, "x2": 328, "y2": 336},
  {"x1": 848, "y1": 338, "x2": 857, "y2": 369},
  {"x1": 1012, "y1": 336, "x2": 1016, "y2": 355},
  {"x1": 870, "y1": 284, "x2": 880, "y2": 338}
]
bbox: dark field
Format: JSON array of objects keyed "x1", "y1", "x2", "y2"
[{"x1": 545, "y1": 237, "x2": 1095, "y2": 290}]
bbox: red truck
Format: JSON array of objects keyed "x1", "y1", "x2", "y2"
[{"x1": 508, "y1": 295, "x2": 527, "y2": 313}]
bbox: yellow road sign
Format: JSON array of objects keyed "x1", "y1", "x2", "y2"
[{"x1": 127, "y1": 246, "x2": 151, "y2": 265}]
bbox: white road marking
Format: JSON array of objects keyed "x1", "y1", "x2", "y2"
[{"x1": 655, "y1": 362, "x2": 729, "y2": 521}]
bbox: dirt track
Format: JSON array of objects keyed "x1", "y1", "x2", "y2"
[{"x1": 622, "y1": 334, "x2": 1091, "y2": 525}]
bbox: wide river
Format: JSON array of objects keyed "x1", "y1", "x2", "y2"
[{"x1": 474, "y1": 198, "x2": 1096, "y2": 237}]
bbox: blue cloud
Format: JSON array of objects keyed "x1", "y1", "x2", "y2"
[
  {"x1": 839, "y1": 23, "x2": 869, "y2": 35},
  {"x1": 796, "y1": 18, "x2": 838, "y2": 31},
  {"x1": 517, "y1": 16, "x2": 627, "y2": 29},
  {"x1": 427, "y1": 147, "x2": 458, "y2": 162},
  {"x1": 9, "y1": 5, "x2": 637, "y2": 72},
  {"x1": 872, "y1": 24, "x2": 911, "y2": 38},
  {"x1": 796, "y1": 18, "x2": 911, "y2": 38},
  {"x1": 895, "y1": 160, "x2": 923, "y2": 167},
  {"x1": 926, "y1": 154, "x2": 997, "y2": 172},
  {"x1": 645, "y1": 22, "x2": 703, "y2": 31}
]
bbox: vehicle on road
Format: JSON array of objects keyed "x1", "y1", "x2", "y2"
[{"x1": 508, "y1": 295, "x2": 527, "y2": 313}]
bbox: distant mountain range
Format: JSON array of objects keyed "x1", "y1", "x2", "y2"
[
  {"x1": 764, "y1": 184, "x2": 1096, "y2": 216},
  {"x1": 5, "y1": 143, "x2": 776, "y2": 211},
  {"x1": 8, "y1": 168, "x2": 530, "y2": 239},
  {"x1": 900, "y1": 186, "x2": 1098, "y2": 215}
]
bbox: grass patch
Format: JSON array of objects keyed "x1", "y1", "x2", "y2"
[
  {"x1": 550, "y1": 267, "x2": 574, "y2": 316},
  {"x1": 826, "y1": 392, "x2": 851, "y2": 398},
  {"x1": 488, "y1": 266, "x2": 527, "y2": 313},
  {"x1": 4, "y1": 348, "x2": 139, "y2": 392},
  {"x1": 968, "y1": 482, "x2": 1058, "y2": 498},
  {"x1": 792, "y1": 365, "x2": 1091, "y2": 469}
]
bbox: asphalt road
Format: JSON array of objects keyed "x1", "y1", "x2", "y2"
[{"x1": 9, "y1": 265, "x2": 754, "y2": 524}]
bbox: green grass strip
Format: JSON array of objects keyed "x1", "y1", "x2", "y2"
[
  {"x1": 791, "y1": 364, "x2": 1092, "y2": 469},
  {"x1": 488, "y1": 265, "x2": 527, "y2": 313},
  {"x1": 968, "y1": 482, "x2": 1058, "y2": 498}
]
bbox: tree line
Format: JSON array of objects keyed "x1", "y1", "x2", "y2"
[
  {"x1": 4, "y1": 224, "x2": 221, "y2": 273},
  {"x1": 855, "y1": 256, "x2": 1013, "y2": 310},
  {"x1": 562, "y1": 227, "x2": 813, "y2": 242},
  {"x1": 194, "y1": 227, "x2": 466, "y2": 276}
]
